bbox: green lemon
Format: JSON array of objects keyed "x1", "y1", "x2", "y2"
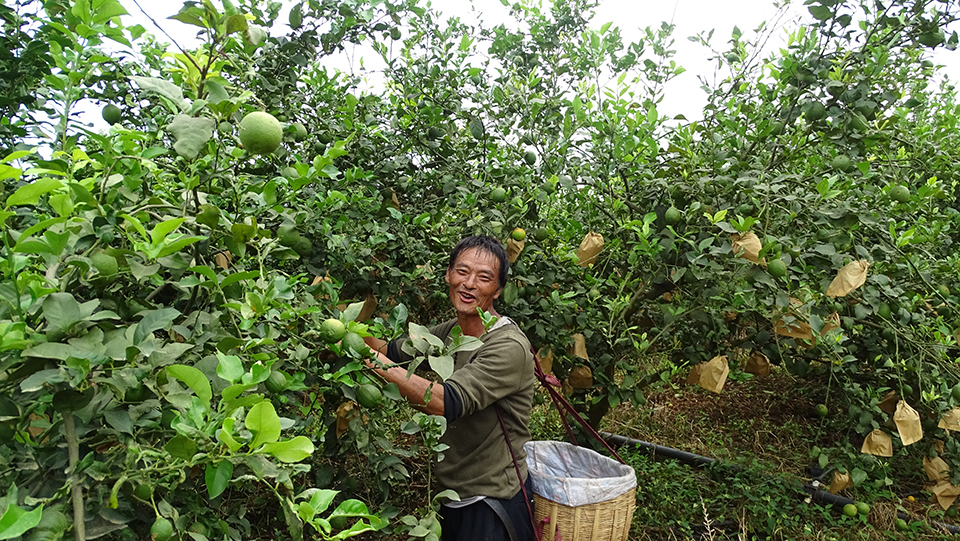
[
  {"x1": 534, "y1": 228, "x2": 550, "y2": 242},
  {"x1": 356, "y1": 384, "x2": 383, "y2": 408},
  {"x1": 319, "y1": 318, "x2": 347, "y2": 344},
  {"x1": 877, "y1": 303, "x2": 891, "y2": 319},
  {"x1": 511, "y1": 228, "x2": 526, "y2": 241},
  {"x1": 804, "y1": 101, "x2": 827, "y2": 121},
  {"x1": 895, "y1": 518, "x2": 908, "y2": 531},
  {"x1": 664, "y1": 206, "x2": 681, "y2": 225},
  {"x1": 91, "y1": 252, "x2": 119, "y2": 276},
  {"x1": 951, "y1": 383, "x2": 960, "y2": 402},
  {"x1": 239, "y1": 111, "x2": 283, "y2": 155},
  {"x1": 389, "y1": 27, "x2": 401, "y2": 40},
  {"x1": 197, "y1": 204, "x2": 220, "y2": 228},
  {"x1": 318, "y1": 133, "x2": 333, "y2": 144},
  {"x1": 342, "y1": 332, "x2": 369, "y2": 357},
  {"x1": 855, "y1": 501, "x2": 870, "y2": 515},
  {"x1": 523, "y1": 150, "x2": 537, "y2": 165},
  {"x1": 947, "y1": 506, "x2": 958, "y2": 518},
  {"x1": 291, "y1": 122, "x2": 308, "y2": 141},
  {"x1": 831, "y1": 155, "x2": 854, "y2": 173},
  {"x1": 767, "y1": 259, "x2": 787, "y2": 278},
  {"x1": 815, "y1": 404, "x2": 828, "y2": 418},
  {"x1": 427, "y1": 126, "x2": 444, "y2": 140},
  {"x1": 842, "y1": 503, "x2": 858, "y2": 517},
  {"x1": 490, "y1": 187, "x2": 507, "y2": 202},
  {"x1": 281, "y1": 166, "x2": 299, "y2": 179},
  {"x1": 292, "y1": 237, "x2": 313, "y2": 257},
  {"x1": 265, "y1": 371, "x2": 287, "y2": 393},
  {"x1": 218, "y1": 121, "x2": 233, "y2": 133},
  {"x1": 151, "y1": 517, "x2": 174, "y2": 541},
  {"x1": 102, "y1": 104, "x2": 122, "y2": 125},
  {"x1": 133, "y1": 483, "x2": 153, "y2": 502},
  {"x1": 891, "y1": 185, "x2": 910, "y2": 203}
]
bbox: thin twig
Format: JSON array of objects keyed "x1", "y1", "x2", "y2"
[{"x1": 129, "y1": 0, "x2": 204, "y2": 74}]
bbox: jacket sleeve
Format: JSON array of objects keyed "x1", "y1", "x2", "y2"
[{"x1": 445, "y1": 335, "x2": 531, "y2": 416}]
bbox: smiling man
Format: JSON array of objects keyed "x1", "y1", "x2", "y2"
[{"x1": 363, "y1": 235, "x2": 535, "y2": 541}]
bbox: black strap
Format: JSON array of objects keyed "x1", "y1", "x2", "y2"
[
  {"x1": 483, "y1": 498, "x2": 519, "y2": 541},
  {"x1": 495, "y1": 406, "x2": 538, "y2": 539}
]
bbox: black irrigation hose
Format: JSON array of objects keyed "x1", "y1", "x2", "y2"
[{"x1": 601, "y1": 432, "x2": 960, "y2": 535}]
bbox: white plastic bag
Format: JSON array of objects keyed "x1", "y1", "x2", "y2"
[{"x1": 524, "y1": 440, "x2": 637, "y2": 507}]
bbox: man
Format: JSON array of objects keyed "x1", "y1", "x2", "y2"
[{"x1": 363, "y1": 235, "x2": 535, "y2": 541}]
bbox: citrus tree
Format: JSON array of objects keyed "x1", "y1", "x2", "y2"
[{"x1": 3, "y1": 0, "x2": 960, "y2": 539}]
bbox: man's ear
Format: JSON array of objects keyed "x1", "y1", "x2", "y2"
[{"x1": 444, "y1": 268, "x2": 451, "y2": 284}]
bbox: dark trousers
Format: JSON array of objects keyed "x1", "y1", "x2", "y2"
[{"x1": 440, "y1": 477, "x2": 535, "y2": 541}]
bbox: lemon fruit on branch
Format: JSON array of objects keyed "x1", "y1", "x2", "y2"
[{"x1": 239, "y1": 111, "x2": 283, "y2": 155}]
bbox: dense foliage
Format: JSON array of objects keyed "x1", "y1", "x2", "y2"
[{"x1": 1, "y1": 0, "x2": 960, "y2": 539}]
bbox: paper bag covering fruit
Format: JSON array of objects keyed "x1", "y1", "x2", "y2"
[
  {"x1": 939, "y1": 408, "x2": 960, "y2": 432},
  {"x1": 731, "y1": 232, "x2": 763, "y2": 264},
  {"x1": 894, "y1": 400, "x2": 923, "y2": 446},
  {"x1": 506, "y1": 237, "x2": 524, "y2": 263},
  {"x1": 932, "y1": 480, "x2": 960, "y2": 510},
  {"x1": 571, "y1": 333, "x2": 589, "y2": 361},
  {"x1": 577, "y1": 231, "x2": 603, "y2": 267},
  {"x1": 829, "y1": 471, "x2": 852, "y2": 494},
  {"x1": 688, "y1": 356, "x2": 729, "y2": 394},
  {"x1": 772, "y1": 298, "x2": 814, "y2": 342},
  {"x1": 336, "y1": 401, "x2": 359, "y2": 438},
  {"x1": 826, "y1": 259, "x2": 870, "y2": 298},
  {"x1": 567, "y1": 366, "x2": 593, "y2": 389},
  {"x1": 878, "y1": 391, "x2": 898, "y2": 416},
  {"x1": 924, "y1": 456, "x2": 949, "y2": 482},
  {"x1": 861, "y1": 429, "x2": 893, "y2": 457},
  {"x1": 743, "y1": 351, "x2": 771, "y2": 377},
  {"x1": 537, "y1": 347, "x2": 554, "y2": 375}
]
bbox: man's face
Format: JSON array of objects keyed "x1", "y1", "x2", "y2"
[{"x1": 445, "y1": 247, "x2": 502, "y2": 316}]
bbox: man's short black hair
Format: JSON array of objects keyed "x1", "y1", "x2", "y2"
[{"x1": 448, "y1": 235, "x2": 509, "y2": 290}]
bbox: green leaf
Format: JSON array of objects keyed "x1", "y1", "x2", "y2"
[
  {"x1": 41, "y1": 293, "x2": 91, "y2": 334},
  {"x1": 134, "y1": 308, "x2": 180, "y2": 344},
  {"x1": 342, "y1": 301, "x2": 364, "y2": 322},
  {"x1": 216, "y1": 352, "x2": 244, "y2": 383},
  {"x1": 218, "y1": 418, "x2": 243, "y2": 452},
  {"x1": 503, "y1": 283, "x2": 518, "y2": 305},
  {"x1": 205, "y1": 460, "x2": 233, "y2": 498},
  {"x1": 428, "y1": 355, "x2": 454, "y2": 380},
  {"x1": 205, "y1": 80, "x2": 229, "y2": 104},
  {"x1": 259, "y1": 436, "x2": 315, "y2": 463},
  {"x1": 225, "y1": 13, "x2": 247, "y2": 34},
  {"x1": 307, "y1": 489, "x2": 339, "y2": 515},
  {"x1": 851, "y1": 467, "x2": 867, "y2": 486},
  {"x1": 0, "y1": 501, "x2": 43, "y2": 540},
  {"x1": 129, "y1": 76, "x2": 186, "y2": 110},
  {"x1": 245, "y1": 401, "x2": 281, "y2": 448},
  {"x1": 808, "y1": 5, "x2": 833, "y2": 21},
  {"x1": 6, "y1": 178, "x2": 62, "y2": 208},
  {"x1": 91, "y1": 0, "x2": 127, "y2": 24},
  {"x1": 166, "y1": 365, "x2": 212, "y2": 409},
  {"x1": 150, "y1": 217, "x2": 185, "y2": 245},
  {"x1": 164, "y1": 434, "x2": 198, "y2": 461},
  {"x1": 167, "y1": 115, "x2": 216, "y2": 160}
]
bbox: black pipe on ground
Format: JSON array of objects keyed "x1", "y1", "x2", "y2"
[{"x1": 601, "y1": 432, "x2": 960, "y2": 536}]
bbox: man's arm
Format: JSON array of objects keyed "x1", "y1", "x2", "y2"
[{"x1": 365, "y1": 349, "x2": 445, "y2": 417}]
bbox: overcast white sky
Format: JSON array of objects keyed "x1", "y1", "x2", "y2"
[{"x1": 111, "y1": 0, "x2": 959, "y2": 122}]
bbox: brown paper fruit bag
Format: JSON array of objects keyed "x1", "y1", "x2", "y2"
[
  {"x1": 358, "y1": 293, "x2": 378, "y2": 322},
  {"x1": 826, "y1": 259, "x2": 870, "y2": 298},
  {"x1": 861, "y1": 429, "x2": 893, "y2": 457},
  {"x1": 731, "y1": 232, "x2": 762, "y2": 263},
  {"x1": 924, "y1": 457, "x2": 950, "y2": 482},
  {"x1": 537, "y1": 347, "x2": 554, "y2": 375},
  {"x1": 698, "y1": 355, "x2": 729, "y2": 394},
  {"x1": 939, "y1": 408, "x2": 960, "y2": 432},
  {"x1": 687, "y1": 363, "x2": 704, "y2": 386},
  {"x1": 829, "y1": 471, "x2": 853, "y2": 494},
  {"x1": 772, "y1": 299, "x2": 815, "y2": 342},
  {"x1": 506, "y1": 237, "x2": 524, "y2": 263},
  {"x1": 568, "y1": 365, "x2": 593, "y2": 388},
  {"x1": 571, "y1": 333, "x2": 589, "y2": 361},
  {"x1": 932, "y1": 480, "x2": 960, "y2": 510},
  {"x1": 878, "y1": 391, "x2": 898, "y2": 416},
  {"x1": 743, "y1": 351, "x2": 771, "y2": 377},
  {"x1": 577, "y1": 231, "x2": 603, "y2": 267},
  {"x1": 894, "y1": 400, "x2": 923, "y2": 446}
]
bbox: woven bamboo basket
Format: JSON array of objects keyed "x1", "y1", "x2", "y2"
[{"x1": 533, "y1": 487, "x2": 636, "y2": 541}]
